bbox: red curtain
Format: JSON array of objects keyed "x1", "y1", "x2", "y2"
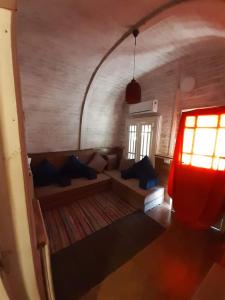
[{"x1": 168, "y1": 106, "x2": 225, "y2": 229}]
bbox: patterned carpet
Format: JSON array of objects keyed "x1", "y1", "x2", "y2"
[{"x1": 43, "y1": 191, "x2": 137, "y2": 253}]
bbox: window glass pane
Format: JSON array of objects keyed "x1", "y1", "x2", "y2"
[
  {"x1": 182, "y1": 153, "x2": 191, "y2": 165},
  {"x1": 183, "y1": 129, "x2": 194, "y2": 153},
  {"x1": 193, "y1": 128, "x2": 216, "y2": 156},
  {"x1": 182, "y1": 112, "x2": 225, "y2": 171},
  {"x1": 140, "y1": 124, "x2": 151, "y2": 159},
  {"x1": 212, "y1": 157, "x2": 220, "y2": 170},
  {"x1": 197, "y1": 115, "x2": 218, "y2": 127},
  {"x1": 213, "y1": 158, "x2": 225, "y2": 171},
  {"x1": 220, "y1": 114, "x2": 225, "y2": 127},
  {"x1": 191, "y1": 155, "x2": 212, "y2": 169},
  {"x1": 185, "y1": 116, "x2": 196, "y2": 127},
  {"x1": 128, "y1": 124, "x2": 137, "y2": 159},
  {"x1": 215, "y1": 128, "x2": 225, "y2": 157},
  {"x1": 218, "y1": 159, "x2": 225, "y2": 171},
  {"x1": 128, "y1": 153, "x2": 135, "y2": 159}
]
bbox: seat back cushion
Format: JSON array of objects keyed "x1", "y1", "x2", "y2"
[
  {"x1": 88, "y1": 153, "x2": 107, "y2": 173},
  {"x1": 105, "y1": 154, "x2": 118, "y2": 170}
]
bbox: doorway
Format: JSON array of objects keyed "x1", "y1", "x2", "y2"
[{"x1": 126, "y1": 115, "x2": 161, "y2": 164}]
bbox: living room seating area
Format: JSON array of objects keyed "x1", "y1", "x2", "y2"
[{"x1": 30, "y1": 148, "x2": 165, "y2": 213}]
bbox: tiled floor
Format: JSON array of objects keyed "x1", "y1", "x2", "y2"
[{"x1": 80, "y1": 204, "x2": 224, "y2": 300}]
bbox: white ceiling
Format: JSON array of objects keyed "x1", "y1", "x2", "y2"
[{"x1": 17, "y1": 0, "x2": 225, "y2": 152}]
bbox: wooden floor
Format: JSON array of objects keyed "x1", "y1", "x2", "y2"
[
  {"x1": 146, "y1": 202, "x2": 173, "y2": 228},
  {"x1": 80, "y1": 204, "x2": 224, "y2": 300}
]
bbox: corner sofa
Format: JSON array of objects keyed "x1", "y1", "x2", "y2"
[{"x1": 29, "y1": 147, "x2": 164, "y2": 212}]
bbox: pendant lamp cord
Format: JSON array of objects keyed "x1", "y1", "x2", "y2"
[{"x1": 133, "y1": 36, "x2": 136, "y2": 79}]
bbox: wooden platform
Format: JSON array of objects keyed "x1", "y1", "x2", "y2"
[{"x1": 37, "y1": 175, "x2": 111, "y2": 210}]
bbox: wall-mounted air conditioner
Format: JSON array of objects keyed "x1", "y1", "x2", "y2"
[{"x1": 129, "y1": 100, "x2": 158, "y2": 115}]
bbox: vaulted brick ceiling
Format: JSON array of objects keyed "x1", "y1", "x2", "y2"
[{"x1": 17, "y1": 0, "x2": 225, "y2": 153}]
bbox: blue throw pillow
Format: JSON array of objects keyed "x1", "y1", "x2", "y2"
[
  {"x1": 121, "y1": 156, "x2": 156, "y2": 179},
  {"x1": 84, "y1": 167, "x2": 97, "y2": 180},
  {"x1": 62, "y1": 155, "x2": 97, "y2": 180},
  {"x1": 139, "y1": 177, "x2": 158, "y2": 190},
  {"x1": 32, "y1": 159, "x2": 57, "y2": 187},
  {"x1": 121, "y1": 167, "x2": 136, "y2": 179},
  {"x1": 132, "y1": 156, "x2": 156, "y2": 179},
  {"x1": 55, "y1": 172, "x2": 71, "y2": 187},
  {"x1": 121, "y1": 156, "x2": 158, "y2": 189},
  {"x1": 62, "y1": 155, "x2": 83, "y2": 178}
]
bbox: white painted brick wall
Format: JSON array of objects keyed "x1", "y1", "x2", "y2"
[{"x1": 132, "y1": 44, "x2": 225, "y2": 157}]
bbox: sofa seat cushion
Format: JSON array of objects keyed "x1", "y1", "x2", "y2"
[
  {"x1": 105, "y1": 170, "x2": 163, "y2": 199},
  {"x1": 104, "y1": 170, "x2": 145, "y2": 195},
  {"x1": 35, "y1": 173, "x2": 110, "y2": 199}
]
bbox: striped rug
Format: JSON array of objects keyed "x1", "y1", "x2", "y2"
[{"x1": 43, "y1": 191, "x2": 137, "y2": 253}]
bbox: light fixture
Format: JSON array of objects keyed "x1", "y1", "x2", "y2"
[
  {"x1": 125, "y1": 28, "x2": 141, "y2": 104},
  {"x1": 180, "y1": 76, "x2": 195, "y2": 93}
]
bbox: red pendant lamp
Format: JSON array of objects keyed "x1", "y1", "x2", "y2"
[{"x1": 125, "y1": 29, "x2": 141, "y2": 104}]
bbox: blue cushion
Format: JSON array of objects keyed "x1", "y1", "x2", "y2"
[
  {"x1": 62, "y1": 155, "x2": 97, "y2": 180},
  {"x1": 32, "y1": 159, "x2": 57, "y2": 187},
  {"x1": 132, "y1": 156, "x2": 156, "y2": 179},
  {"x1": 121, "y1": 167, "x2": 136, "y2": 179},
  {"x1": 121, "y1": 156, "x2": 158, "y2": 190},
  {"x1": 139, "y1": 177, "x2": 158, "y2": 190},
  {"x1": 121, "y1": 156, "x2": 156, "y2": 179},
  {"x1": 83, "y1": 166, "x2": 97, "y2": 180},
  {"x1": 55, "y1": 172, "x2": 71, "y2": 187}
]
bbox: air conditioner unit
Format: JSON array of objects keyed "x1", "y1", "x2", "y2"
[{"x1": 129, "y1": 100, "x2": 158, "y2": 115}]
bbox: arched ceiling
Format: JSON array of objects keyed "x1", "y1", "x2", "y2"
[{"x1": 17, "y1": 0, "x2": 225, "y2": 153}]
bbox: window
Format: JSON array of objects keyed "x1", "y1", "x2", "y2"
[
  {"x1": 140, "y1": 124, "x2": 152, "y2": 159},
  {"x1": 126, "y1": 117, "x2": 160, "y2": 162},
  {"x1": 127, "y1": 125, "x2": 137, "y2": 159},
  {"x1": 181, "y1": 113, "x2": 225, "y2": 170}
]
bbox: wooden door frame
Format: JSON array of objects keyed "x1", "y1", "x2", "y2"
[{"x1": 0, "y1": 2, "x2": 43, "y2": 299}]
